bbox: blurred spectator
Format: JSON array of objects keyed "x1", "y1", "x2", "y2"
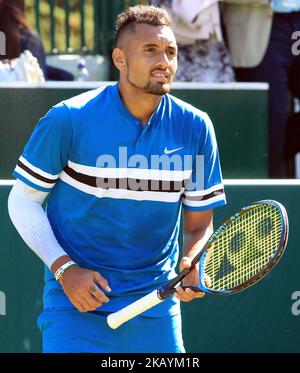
[
  {"x1": 151, "y1": 0, "x2": 235, "y2": 82},
  {"x1": 285, "y1": 111, "x2": 300, "y2": 176},
  {"x1": 222, "y1": 0, "x2": 300, "y2": 178},
  {"x1": 0, "y1": 0, "x2": 73, "y2": 81}
]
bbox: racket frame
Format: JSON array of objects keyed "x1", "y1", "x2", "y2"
[{"x1": 160, "y1": 199, "x2": 289, "y2": 297}]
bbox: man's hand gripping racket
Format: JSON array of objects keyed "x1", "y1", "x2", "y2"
[{"x1": 107, "y1": 200, "x2": 289, "y2": 329}]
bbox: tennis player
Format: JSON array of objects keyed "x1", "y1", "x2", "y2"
[{"x1": 8, "y1": 5, "x2": 226, "y2": 353}]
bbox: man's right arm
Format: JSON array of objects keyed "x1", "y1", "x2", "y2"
[{"x1": 8, "y1": 179, "x2": 111, "y2": 312}]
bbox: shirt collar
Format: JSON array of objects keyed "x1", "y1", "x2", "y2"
[{"x1": 111, "y1": 82, "x2": 165, "y2": 126}]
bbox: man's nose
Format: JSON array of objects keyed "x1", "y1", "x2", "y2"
[{"x1": 156, "y1": 51, "x2": 171, "y2": 67}]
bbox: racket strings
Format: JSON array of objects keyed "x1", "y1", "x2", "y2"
[
  {"x1": 204, "y1": 204, "x2": 283, "y2": 291},
  {"x1": 222, "y1": 207, "x2": 281, "y2": 288}
]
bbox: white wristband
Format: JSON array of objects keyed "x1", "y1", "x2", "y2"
[{"x1": 55, "y1": 260, "x2": 77, "y2": 281}]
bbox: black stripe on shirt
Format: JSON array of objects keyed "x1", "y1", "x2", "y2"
[
  {"x1": 182, "y1": 189, "x2": 224, "y2": 201},
  {"x1": 17, "y1": 160, "x2": 59, "y2": 184},
  {"x1": 64, "y1": 165, "x2": 187, "y2": 193}
]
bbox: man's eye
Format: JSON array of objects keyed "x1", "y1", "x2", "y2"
[
  {"x1": 145, "y1": 48, "x2": 155, "y2": 53},
  {"x1": 168, "y1": 50, "x2": 176, "y2": 56}
]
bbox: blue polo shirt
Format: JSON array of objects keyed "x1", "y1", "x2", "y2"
[{"x1": 13, "y1": 83, "x2": 226, "y2": 316}]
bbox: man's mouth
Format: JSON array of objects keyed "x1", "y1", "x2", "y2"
[{"x1": 150, "y1": 71, "x2": 170, "y2": 83}]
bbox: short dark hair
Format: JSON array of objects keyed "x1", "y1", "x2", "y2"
[
  {"x1": 0, "y1": 0, "x2": 34, "y2": 60},
  {"x1": 115, "y1": 5, "x2": 172, "y2": 46}
]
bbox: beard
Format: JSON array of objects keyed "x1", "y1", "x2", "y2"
[{"x1": 126, "y1": 69, "x2": 172, "y2": 96}]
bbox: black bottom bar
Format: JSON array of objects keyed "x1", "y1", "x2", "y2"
[{"x1": 0, "y1": 353, "x2": 299, "y2": 369}]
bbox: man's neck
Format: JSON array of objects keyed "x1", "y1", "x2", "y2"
[{"x1": 118, "y1": 81, "x2": 162, "y2": 125}]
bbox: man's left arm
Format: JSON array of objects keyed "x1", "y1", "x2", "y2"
[{"x1": 174, "y1": 209, "x2": 213, "y2": 302}]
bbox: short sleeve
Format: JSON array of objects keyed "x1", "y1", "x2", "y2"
[
  {"x1": 13, "y1": 103, "x2": 72, "y2": 192},
  {"x1": 182, "y1": 113, "x2": 226, "y2": 211}
]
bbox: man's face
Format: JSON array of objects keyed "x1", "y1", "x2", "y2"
[{"x1": 118, "y1": 24, "x2": 178, "y2": 96}]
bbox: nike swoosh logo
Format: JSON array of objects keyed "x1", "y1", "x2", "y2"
[{"x1": 164, "y1": 146, "x2": 184, "y2": 155}]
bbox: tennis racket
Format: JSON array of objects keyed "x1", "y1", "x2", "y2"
[{"x1": 107, "y1": 199, "x2": 289, "y2": 329}]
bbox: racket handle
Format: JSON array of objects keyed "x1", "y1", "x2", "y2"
[
  {"x1": 107, "y1": 290, "x2": 163, "y2": 329},
  {"x1": 160, "y1": 285, "x2": 207, "y2": 297}
]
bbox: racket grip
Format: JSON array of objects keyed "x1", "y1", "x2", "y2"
[
  {"x1": 160, "y1": 285, "x2": 204, "y2": 297},
  {"x1": 107, "y1": 290, "x2": 163, "y2": 329}
]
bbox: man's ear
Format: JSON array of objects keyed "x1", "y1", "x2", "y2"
[{"x1": 112, "y1": 48, "x2": 126, "y2": 71}]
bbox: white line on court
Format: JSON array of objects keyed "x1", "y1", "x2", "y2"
[{"x1": 0, "y1": 82, "x2": 268, "y2": 90}]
